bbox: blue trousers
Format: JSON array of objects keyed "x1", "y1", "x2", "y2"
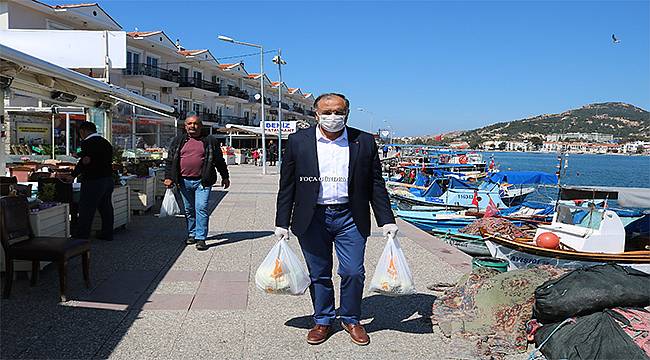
[
  {"x1": 298, "y1": 205, "x2": 367, "y2": 326},
  {"x1": 178, "y1": 178, "x2": 211, "y2": 241}
]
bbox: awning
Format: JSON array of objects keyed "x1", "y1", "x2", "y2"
[
  {"x1": 224, "y1": 124, "x2": 291, "y2": 139},
  {"x1": 560, "y1": 186, "x2": 650, "y2": 208},
  {"x1": 0, "y1": 43, "x2": 174, "y2": 116},
  {"x1": 487, "y1": 171, "x2": 558, "y2": 185}
]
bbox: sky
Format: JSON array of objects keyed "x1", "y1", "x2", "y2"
[{"x1": 100, "y1": 0, "x2": 650, "y2": 136}]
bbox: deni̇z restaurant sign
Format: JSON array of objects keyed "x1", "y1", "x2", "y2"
[{"x1": 264, "y1": 121, "x2": 297, "y2": 134}]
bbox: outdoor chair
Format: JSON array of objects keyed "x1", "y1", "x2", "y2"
[
  {"x1": 0, "y1": 176, "x2": 18, "y2": 196},
  {"x1": 0, "y1": 195, "x2": 90, "y2": 302}
]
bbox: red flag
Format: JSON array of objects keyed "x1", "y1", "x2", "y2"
[
  {"x1": 484, "y1": 197, "x2": 499, "y2": 218},
  {"x1": 434, "y1": 134, "x2": 443, "y2": 142},
  {"x1": 471, "y1": 190, "x2": 479, "y2": 207}
]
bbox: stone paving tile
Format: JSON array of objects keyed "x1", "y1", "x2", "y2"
[
  {"x1": 159, "y1": 270, "x2": 204, "y2": 282},
  {"x1": 141, "y1": 293, "x2": 194, "y2": 310},
  {"x1": 170, "y1": 311, "x2": 246, "y2": 359},
  {"x1": 81, "y1": 270, "x2": 158, "y2": 308},
  {"x1": 94, "y1": 310, "x2": 186, "y2": 359}
]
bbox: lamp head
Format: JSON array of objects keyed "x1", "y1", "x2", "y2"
[
  {"x1": 218, "y1": 35, "x2": 235, "y2": 43},
  {"x1": 254, "y1": 93, "x2": 261, "y2": 101},
  {"x1": 272, "y1": 55, "x2": 286, "y2": 65}
]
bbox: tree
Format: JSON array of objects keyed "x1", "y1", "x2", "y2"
[
  {"x1": 498, "y1": 142, "x2": 507, "y2": 150},
  {"x1": 530, "y1": 136, "x2": 544, "y2": 148}
]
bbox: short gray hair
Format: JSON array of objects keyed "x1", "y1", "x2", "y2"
[
  {"x1": 184, "y1": 111, "x2": 201, "y2": 123},
  {"x1": 314, "y1": 93, "x2": 349, "y2": 111}
]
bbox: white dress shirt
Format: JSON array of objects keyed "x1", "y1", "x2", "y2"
[{"x1": 316, "y1": 126, "x2": 349, "y2": 204}]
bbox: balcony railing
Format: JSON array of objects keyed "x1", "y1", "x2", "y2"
[
  {"x1": 292, "y1": 106, "x2": 305, "y2": 114},
  {"x1": 178, "y1": 77, "x2": 220, "y2": 93},
  {"x1": 272, "y1": 102, "x2": 290, "y2": 110},
  {"x1": 178, "y1": 111, "x2": 249, "y2": 126},
  {"x1": 221, "y1": 85, "x2": 250, "y2": 100},
  {"x1": 123, "y1": 63, "x2": 175, "y2": 82}
]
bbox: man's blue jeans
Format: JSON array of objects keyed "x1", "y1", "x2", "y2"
[
  {"x1": 178, "y1": 178, "x2": 211, "y2": 241},
  {"x1": 298, "y1": 204, "x2": 367, "y2": 326}
]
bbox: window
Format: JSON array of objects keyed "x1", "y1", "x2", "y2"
[
  {"x1": 180, "y1": 100, "x2": 190, "y2": 112},
  {"x1": 193, "y1": 71, "x2": 202, "y2": 81},
  {"x1": 179, "y1": 67, "x2": 189, "y2": 80},
  {"x1": 146, "y1": 56, "x2": 158, "y2": 77},
  {"x1": 145, "y1": 93, "x2": 158, "y2": 101},
  {"x1": 127, "y1": 51, "x2": 140, "y2": 74},
  {"x1": 193, "y1": 103, "x2": 202, "y2": 114},
  {"x1": 211, "y1": 75, "x2": 219, "y2": 83}
]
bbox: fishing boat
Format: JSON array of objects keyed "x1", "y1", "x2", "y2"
[
  {"x1": 389, "y1": 170, "x2": 554, "y2": 210},
  {"x1": 429, "y1": 229, "x2": 491, "y2": 256},
  {"x1": 484, "y1": 186, "x2": 650, "y2": 274}
]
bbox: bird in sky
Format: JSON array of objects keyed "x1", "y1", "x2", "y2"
[{"x1": 612, "y1": 34, "x2": 620, "y2": 43}]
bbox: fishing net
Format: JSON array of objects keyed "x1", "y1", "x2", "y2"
[{"x1": 459, "y1": 217, "x2": 525, "y2": 239}]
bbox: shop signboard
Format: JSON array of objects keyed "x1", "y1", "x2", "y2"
[
  {"x1": 264, "y1": 121, "x2": 297, "y2": 135},
  {"x1": 16, "y1": 123, "x2": 50, "y2": 144}
]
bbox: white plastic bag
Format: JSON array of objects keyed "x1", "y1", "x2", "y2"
[
  {"x1": 255, "y1": 238, "x2": 310, "y2": 295},
  {"x1": 159, "y1": 188, "x2": 181, "y2": 217},
  {"x1": 369, "y1": 234, "x2": 416, "y2": 296}
]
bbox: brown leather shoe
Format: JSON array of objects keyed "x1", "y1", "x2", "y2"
[
  {"x1": 307, "y1": 324, "x2": 331, "y2": 345},
  {"x1": 341, "y1": 322, "x2": 370, "y2": 346}
]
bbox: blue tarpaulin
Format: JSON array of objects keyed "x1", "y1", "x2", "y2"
[{"x1": 487, "y1": 171, "x2": 558, "y2": 185}]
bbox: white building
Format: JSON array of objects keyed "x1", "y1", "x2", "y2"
[
  {"x1": 546, "y1": 132, "x2": 614, "y2": 142},
  {"x1": 1, "y1": 0, "x2": 317, "y2": 151}
]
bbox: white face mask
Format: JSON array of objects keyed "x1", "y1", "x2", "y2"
[{"x1": 318, "y1": 114, "x2": 346, "y2": 132}]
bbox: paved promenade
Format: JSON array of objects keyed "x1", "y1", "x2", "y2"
[{"x1": 0, "y1": 165, "x2": 505, "y2": 360}]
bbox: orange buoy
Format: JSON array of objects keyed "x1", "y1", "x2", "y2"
[{"x1": 536, "y1": 232, "x2": 560, "y2": 249}]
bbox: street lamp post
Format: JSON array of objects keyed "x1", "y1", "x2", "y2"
[
  {"x1": 218, "y1": 35, "x2": 268, "y2": 175},
  {"x1": 272, "y1": 49, "x2": 286, "y2": 168}
]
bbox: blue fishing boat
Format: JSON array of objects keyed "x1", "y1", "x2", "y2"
[{"x1": 389, "y1": 171, "x2": 556, "y2": 210}]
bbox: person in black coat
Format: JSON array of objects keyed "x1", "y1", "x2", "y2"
[
  {"x1": 72, "y1": 121, "x2": 114, "y2": 240},
  {"x1": 274, "y1": 93, "x2": 398, "y2": 346},
  {"x1": 163, "y1": 113, "x2": 230, "y2": 251}
]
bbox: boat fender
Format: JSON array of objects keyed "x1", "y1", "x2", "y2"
[{"x1": 536, "y1": 232, "x2": 560, "y2": 249}]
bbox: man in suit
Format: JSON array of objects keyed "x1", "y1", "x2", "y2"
[
  {"x1": 275, "y1": 93, "x2": 399, "y2": 346},
  {"x1": 72, "y1": 121, "x2": 114, "y2": 240}
]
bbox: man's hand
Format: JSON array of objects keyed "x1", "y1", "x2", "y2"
[
  {"x1": 382, "y1": 223, "x2": 399, "y2": 239},
  {"x1": 275, "y1": 227, "x2": 289, "y2": 241},
  {"x1": 221, "y1": 178, "x2": 230, "y2": 189},
  {"x1": 163, "y1": 179, "x2": 174, "y2": 188}
]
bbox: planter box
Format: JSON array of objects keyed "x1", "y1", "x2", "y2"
[
  {"x1": 1, "y1": 203, "x2": 69, "y2": 273},
  {"x1": 150, "y1": 167, "x2": 167, "y2": 198},
  {"x1": 127, "y1": 176, "x2": 154, "y2": 212},
  {"x1": 92, "y1": 185, "x2": 130, "y2": 231}
]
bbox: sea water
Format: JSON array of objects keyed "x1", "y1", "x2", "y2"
[{"x1": 484, "y1": 152, "x2": 650, "y2": 188}]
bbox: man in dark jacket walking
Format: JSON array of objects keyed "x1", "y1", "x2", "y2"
[
  {"x1": 164, "y1": 113, "x2": 230, "y2": 251},
  {"x1": 72, "y1": 121, "x2": 114, "y2": 240}
]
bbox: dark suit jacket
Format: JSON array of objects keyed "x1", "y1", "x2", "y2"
[
  {"x1": 275, "y1": 126, "x2": 395, "y2": 237},
  {"x1": 72, "y1": 134, "x2": 113, "y2": 181}
]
